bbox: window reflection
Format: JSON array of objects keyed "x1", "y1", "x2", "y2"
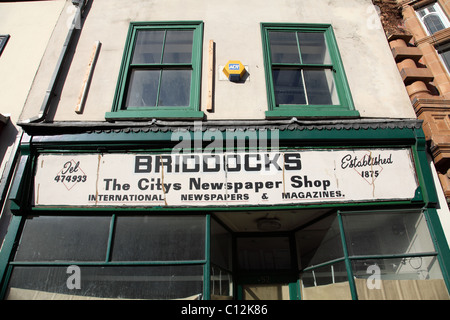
[
  {"x1": 14, "y1": 216, "x2": 111, "y2": 262},
  {"x1": 7, "y1": 265, "x2": 203, "y2": 300},
  {"x1": 112, "y1": 215, "x2": 205, "y2": 261}
]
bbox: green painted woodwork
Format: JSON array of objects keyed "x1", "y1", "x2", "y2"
[
  {"x1": 2, "y1": 124, "x2": 450, "y2": 300},
  {"x1": 106, "y1": 21, "x2": 204, "y2": 120},
  {"x1": 260, "y1": 23, "x2": 358, "y2": 119}
]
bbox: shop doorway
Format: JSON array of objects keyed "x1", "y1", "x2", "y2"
[
  {"x1": 235, "y1": 236, "x2": 299, "y2": 300},
  {"x1": 212, "y1": 209, "x2": 332, "y2": 300},
  {"x1": 239, "y1": 284, "x2": 292, "y2": 300}
]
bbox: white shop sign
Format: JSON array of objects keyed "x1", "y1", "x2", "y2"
[{"x1": 33, "y1": 148, "x2": 418, "y2": 208}]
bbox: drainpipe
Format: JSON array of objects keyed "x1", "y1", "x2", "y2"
[{"x1": 18, "y1": 0, "x2": 86, "y2": 124}]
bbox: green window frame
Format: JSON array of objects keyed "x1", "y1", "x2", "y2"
[
  {"x1": 106, "y1": 21, "x2": 204, "y2": 121},
  {"x1": 1, "y1": 214, "x2": 210, "y2": 300},
  {"x1": 297, "y1": 209, "x2": 450, "y2": 300},
  {"x1": 261, "y1": 23, "x2": 359, "y2": 118}
]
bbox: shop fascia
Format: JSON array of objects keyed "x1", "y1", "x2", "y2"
[{"x1": 10, "y1": 120, "x2": 433, "y2": 211}]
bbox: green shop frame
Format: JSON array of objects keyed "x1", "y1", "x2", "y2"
[{"x1": 0, "y1": 123, "x2": 449, "y2": 299}]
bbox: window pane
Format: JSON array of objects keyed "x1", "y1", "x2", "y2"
[
  {"x1": 111, "y1": 216, "x2": 205, "y2": 261},
  {"x1": 7, "y1": 265, "x2": 203, "y2": 300},
  {"x1": 342, "y1": 211, "x2": 436, "y2": 256},
  {"x1": 163, "y1": 30, "x2": 193, "y2": 63},
  {"x1": 417, "y1": 8, "x2": 426, "y2": 18},
  {"x1": 438, "y1": 46, "x2": 450, "y2": 71},
  {"x1": 125, "y1": 69, "x2": 160, "y2": 108},
  {"x1": 269, "y1": 31, "x2": 300, "y2": 63},
  {"x1": 237, "y1": 237, "x2": 291, "y2": 271},
  {"x1": 300, "y1": 262, "x2": 351, "y2": 300},
  {"x1": 424, "y1": 14, "x2": 446, "y2": 34},
  {"x1": 211, "y1": 219, "x2": 232, "y2": 271},
  {"x1": 304, "y1": 69, "x2": 339, "y2": 105},
  {"x1": 296, "y1": 213, "x2": 343, "y2": 269},
  {"x1": 14, "y1": 216, "x2": 110, "y2": 261},
  {"x1": 158, "y1": 69, "x2": 191, "y2": 106},
  {"x1": 272, "y1": 69, "x2": 306, "y2": 105},
  {"x1": 132, "y1": 30, "x2": 164, "y2": 64},
  {"x1": 297, "y1": 32, "x2": 332, "y2": 65},
  {"x1": 352, "y1": 257, "x2": 449, "y2": 300},
  {"x1": 211, "y1": 265, "x2": 233, "y2": 298}
]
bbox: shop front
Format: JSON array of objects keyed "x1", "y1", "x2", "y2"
[{"x1": 0, "y1": 120, "x2": 449, "y2": 300}]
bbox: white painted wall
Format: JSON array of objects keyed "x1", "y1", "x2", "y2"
[
  {"x1": 0, "y1": 0, "x2": 66, "y2": 183},
  {"x1": 19, "y1": 0, "x2": 416, "y2": 122}
]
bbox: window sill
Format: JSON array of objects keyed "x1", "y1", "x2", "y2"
[
  {"x1": 105, "y1": 109, "x2": 205, "y2": 121},
  {"x1": 265, "y1": 107, "x2": 360, "y2": 119}
]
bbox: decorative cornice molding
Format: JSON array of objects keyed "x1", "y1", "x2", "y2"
[{"x1": 19, "y1": 118, "x2": 424, "y2": 136}]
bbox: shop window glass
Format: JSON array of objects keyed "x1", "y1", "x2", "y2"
[
  {"x1": 111, "y1": 215, "x2": 205, "y2": 261},
  {"x1": 211, "y1": 265, "x2": 233, "y2": 299},
  {"x1": 341, "y1": 211, "x2": 435, "y2": 256},
  {"x1": 6, "y1": 265, "x2": 203, "y2": 300},
  {"x1": 352, "y1": 257, "x2": 449, "y2": 300},
  {"x1": 295, "y1": 213, "x2": 343, "y2": 269},
  {"x1": 210, "y1": 219, "x2": 233, "y2": 300},
  {"x1": 300, "y1": 261, "x2": 350, "y2": 300},
  {"x1": 261, "y1": 23, "x2": 358, "y2": 118},
  {"x1": 106, "y1": 22, "x2": 204, "y2": 120},
  {"x1": 297, "y1": 210, "x2": 448, "y2": 300},
  {"x1": 210, "y1": 218, "x2": 232, "y2": 271},
  {"x1": 14, "y1": 216, "x2": 111, "y2": 262},
  {"x1": 7, "y1": 215, "x2": 207, "y2": 300}
]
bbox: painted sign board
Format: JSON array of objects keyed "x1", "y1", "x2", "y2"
[{"x1": 33, "y1": 148, "x2": 419, "y2": 208}]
